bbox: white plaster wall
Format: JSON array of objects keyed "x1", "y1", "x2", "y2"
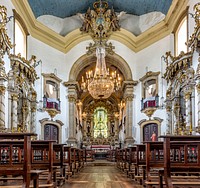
[
  {"x1": 108, "y1": 36, "x2": 173, "y2": 143},
  {"x1": 28, "y1": 37, "x2": 94, "y2": 142},
  {"x1": 0, "y1": 0, "x2": 15, "y2": 130},
  {"x1": 2, "y1": 0, "x2": 200, "y2": 144}
]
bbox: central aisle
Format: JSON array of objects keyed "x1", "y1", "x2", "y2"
[{"x1": 61, "y1": 161, "x2": 143, "y2": 188}]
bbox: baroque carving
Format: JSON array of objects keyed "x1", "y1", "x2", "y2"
[
  {"x1": 0, "y1": 6, "x2": 13, "y2": 58},
  {"x1": 78, "y1": 1, "x2": 124, "y2": 41},
  {"x1": 164, "y1": 51, "x2": 193, "y2": 83},
  {"x1": 187, "y1": 3, "x2": 200, "y2": 53},
  {"x1": 0, "y1": 86, "x2": 6, "y2": 95}
]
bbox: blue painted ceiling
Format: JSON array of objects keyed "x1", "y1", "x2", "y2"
[{"x1": 28, "y1": 0, "x2": 173, "y2": 18}]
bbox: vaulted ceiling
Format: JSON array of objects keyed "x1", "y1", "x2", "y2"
[
  {"x1": 28, "y1": 0, "x2": 173, "y2": 18},
  {"x1": 12, "y1": 0, "x2": 188, "y2": 53}
]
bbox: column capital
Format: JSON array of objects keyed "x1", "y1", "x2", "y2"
[
  {"x1": 184, "y1": 92, "x2": 191, "y2": 100},
  {"x1": 11, "y1": 93, "x2": 19, "y2": 101},
  {"x1": 196, "y1": 83, "x2": 200, "y2": 93},
  {"x1": 125, "y1": 94, "x2": 134, "y2": 102},
  {"x1": 68, "y1": 94, "x2": 77, "y2": 102},
  {"x1": 0, "y1": 86, "x2": 6, "y2": 95}
]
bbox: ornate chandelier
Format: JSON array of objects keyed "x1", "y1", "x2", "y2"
[
  {"x1": 79, "y1": 0, "x2": 124, "y2": 99},
  {"x1": 81, "y1": 46, "x2": 121, "y2": 99}
]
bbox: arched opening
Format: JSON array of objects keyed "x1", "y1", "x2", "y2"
[{"x1": 65, "y1": 48, "x2": 136, "y2": 147}]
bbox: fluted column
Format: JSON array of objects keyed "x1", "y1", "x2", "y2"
[
  {"x1": 184, "y1": 91, "x2": 192, "y2": 133},
  {"x1": 123, "y1": 81, "x2": 137, "y2": 147},
  {"x1": 114, "y1": 113, "x2": 119, "y2": 139},
  {"x1": 165, "y1": 100, "x2": 172, "y2": 134},
  {"x1": 0, "y1": 86, "x2": 6, "y2": 129},
  {"x1": 173, "y1": 97, "x2": 180, "y2": 135},
  {"x1": 31, "y1": 106, "x2": 36, "y2": 133},
  {"x1": 12, "y1": 93, "x2": 18, "y2": 132},
  {"x1": 90, "y1": 117, "x2": 94, "y2": 137},
  {"x1": 30, "y1": 90, "x2": 37, "y2": 133},
  {"x1": 125, "y1": 95, "x2": 133, "y2": 138},
  {"x1": 7, "y1": 92, "x2": 12, "y2": 130},
  {"x1": 196, "y1": 84, "x2": 200, "y2": 131},
  {"x1": 68, "y1": 94, "x2": 77, "y2": 146},
  {"x1": 0, "y1": 59, "x2": 8, "y2": 131},
  {"x1": 82, "y1": 117, "x2": 87, "y2": 141},
  {"x1": 64, "y1": 81, "x2": 79, "y2": 147}
]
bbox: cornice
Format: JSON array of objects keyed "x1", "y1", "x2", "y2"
[{"x1": 12, "y1": 0, "x2": 188, "y2": 53}]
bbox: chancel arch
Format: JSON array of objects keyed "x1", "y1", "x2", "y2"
[{"x1": 64, "y1": 48, "x2": 137, "y2": 147}]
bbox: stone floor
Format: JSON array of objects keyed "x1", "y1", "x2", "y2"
[{"x1": 61, "y1": 160, "x2": 143, "y2": 188}]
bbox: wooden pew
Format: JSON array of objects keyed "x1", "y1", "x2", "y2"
[
  {"x1": 145, "y1": 139, "x2": 200, "y2": 188},
  {"x1": 145, "y1": 141, "x2": 164, "y2": 187},
  {"x1": 134, "y1": 144, "x2": 146, "y2": 184},
  {"x1": 106, "y1": 149, "x2": 116, "y2": 162},
  {"x1": 115, "y1": 148, "x2": 123, "y2": 169},
  {"x1": 0, "y1": 139, "x2": 56, "y2": 187},
  {"x1": 0, "y1": 133, "x2": 45, "y2": 188},
  {"x1": 63, "y1": 146, "x2": 72, "y2": 179},
  {"x1": 85, "y1": 149, "x2": 95, "y2": 162},
  {"x1": 52, "y1": 143, "x2": 67, "y2": 185},
  {"x1": 70, "y1": 148, "x2": 80, "y2": 174},
  {"x1": 31, "y1": 140, "x2": 56, "y2": 187},
  {"x1": 160, "y1": 136, "x2": 200, "y2": 188}
]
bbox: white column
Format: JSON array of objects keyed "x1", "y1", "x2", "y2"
[
  {"x1": 31, "y1": 106, "x2": 36, "y2": 133},
  {"x1": 7, "y1": 93, "x2": 12, "y2": 130},
  {"x1": 114, "y1": 114, "x2": 119, "y2": 139},
  {"x1": 165, "y1": 100, "x2": 172, "y2": 134},
  {"x1": 196, "y1": 84, "x2": 200, "y2": 131},
  {"x1": 0, "y1": 86, "x2": 6, "y2": 129},
  {"x1": 82, "y1": 117, "x2": 87, "y2": 138},
  {"x1": 123, "y1": 81, "x2": 136, "y2": 147},
  {"x1": 184, "y1": 92, "x2": 192, "y2": 133},
  {"x1": 173, "y1": 97, "x2": 180, "y2": 135},
  {"x1": 68, "y1": 95, "x2": 76, "y2": 139},
  {"x1": 12, "y1": 93, "x2": 18, "y2": 132}
]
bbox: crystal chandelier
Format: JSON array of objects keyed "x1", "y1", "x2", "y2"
[
  {"x1": 81, "y1": 46, "x2": 121, "y2": 99},
  {"x1": 79, "y1": 0, "x2": 123, "y2": 99}
]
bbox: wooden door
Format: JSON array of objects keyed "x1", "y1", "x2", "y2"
[
  {"x1": 44, "y1": 124, "x2": 58, "y2": 142},
  {"x1": 143, "y1": 123, "x2": 158, "y2": 141}
]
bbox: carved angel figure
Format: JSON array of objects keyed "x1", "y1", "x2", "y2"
[{"x1": 78, "y1": 7, "x2": 92, "y2": 33}]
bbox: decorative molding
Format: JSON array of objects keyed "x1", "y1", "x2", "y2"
[
  {"x1": 139, "y1": 71, "x2": 160, "y2": 82},
  {"x1": 163, "y1": 51, "x2": 193, "y2": 83},
  {"x1": 187, "y1": 3, "x2": 200, "y2": 53},
  {"x1": 11, "y1": 0, "x2": 188, "y2": 53}
]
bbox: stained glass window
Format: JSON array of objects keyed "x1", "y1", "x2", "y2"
[{"x1": 93, "y1": 107, "x2": 108, "y2": 138}]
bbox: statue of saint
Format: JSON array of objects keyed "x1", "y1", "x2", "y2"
[{"x1": 151, "y1": 131, "x2": 157, "y2": 141}]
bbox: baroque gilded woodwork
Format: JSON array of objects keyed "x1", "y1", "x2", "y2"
[
  {"x1": 188, "y1": 3, "x2": 200, "y2": 53},
  {"x1": 79, "y1": 0, "x2": 122, "y2": 42},
  {"x1": 163, "y1": 50, "x2": 195, "y2": 135},
  {"x1": 164, "y1": 51, "x2": 193, "y2": 83},
  {"x1": 7, "y1": 54, "x2": 38, "y2": 132},
  {"x1": 0, "y1": 6, "x2": 13, "y2": 58}
]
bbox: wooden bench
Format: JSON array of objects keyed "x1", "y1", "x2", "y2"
[
  {"x1": 160, "y1": 136, "x2": 200, "y2": 188},
  {"x1": 0, "y1": 139, "x2": 56, "y2": 187},
  {"x1": 145, "y1": 139, "x2": 200, "y2": 188},
  {"x1": 0, "y1": 133, "x2": 38, "y2": 188}
]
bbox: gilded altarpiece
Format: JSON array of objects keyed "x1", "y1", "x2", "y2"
[
  {"x1": 7, "y1": 55, "x2": 38, "y2": 132},
  {"x1": 164, "y1": 51, "x2": 195, "y2": 135}
]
